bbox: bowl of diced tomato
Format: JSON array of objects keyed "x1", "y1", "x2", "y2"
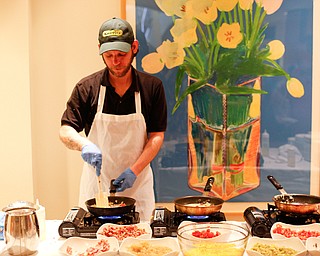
[
  {"x1": 271, "y1": 222, "x2": 320, "y2": 242},
  {"x1": 177, "y1": 221, "x2": 249, "y2": 256}
]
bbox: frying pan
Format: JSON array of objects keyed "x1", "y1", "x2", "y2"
[
  {"x1": 174, "y1": 177, "x2": 224, "y2": 216},
  {"x1": 268, "y1": 175, "x2": 320, "y2": 214},
  {"x1": 85, "y1": 179, "x2": 136, "y2": 216},
  {"x1": 85, "y1": 196, "x2": 136, "y2": 216}
]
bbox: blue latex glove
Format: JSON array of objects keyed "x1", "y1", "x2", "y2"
[
  {"x1": 113, "y1": 168, "x2": 137, "y2": 192},
  {"x1": 81, "y1": 143, "x2": 102, "y2": 176}
]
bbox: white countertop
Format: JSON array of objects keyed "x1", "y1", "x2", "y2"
[
  {"x1": 1, "y1": 220, "x2": 63, "y2": 256},
  {"x1": 0, "y1": 220, "x2": 250, "y2": 256}
]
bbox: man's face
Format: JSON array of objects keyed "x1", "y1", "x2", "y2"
[{"x1": 101, "y1": 41, "x2": 138, "y2": 78}]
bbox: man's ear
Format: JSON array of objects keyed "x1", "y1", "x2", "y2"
[{"x1": 132, "y1": 40, "x2": 139, "y2": 55}]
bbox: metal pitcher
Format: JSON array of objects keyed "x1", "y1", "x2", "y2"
[{"x1": 2, "y1": 201, "x2": 40, "y2": 256}]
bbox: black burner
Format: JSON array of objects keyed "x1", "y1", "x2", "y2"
[
  {"x1": 150, "y1": 207, "x2": 226, "y2": 238},
  {"x1": 244, "y1": 204, "x2": 320, "y2": 238},
  {"x1": 59, "y1": 207, "x2": 139, "y2": 238},
  {"x1": 268, "y1": 204, "x2": 320, "y2": 225}
]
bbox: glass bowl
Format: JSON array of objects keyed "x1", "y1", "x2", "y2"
[{"x1": 177, "y1": 221, "x2": 249, "y2": 256}]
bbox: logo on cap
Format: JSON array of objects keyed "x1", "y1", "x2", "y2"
[{"x1": 102, "y1": 29, "x2": 123, "y2": 38}]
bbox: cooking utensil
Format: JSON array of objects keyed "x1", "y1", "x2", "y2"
[
  {"x1": 174, "y1": 177, "x2": 224, "y2": 216},
  {"x1": 95, "y1": 174, "x2": 108, "y2": 208},
  {"x1": 2, "y1": 201, "x2": 40, "y2": 256},
  {"x1": 267, "y1": 175, "x2": 320, "y2": 214},
  {"x1": 267, "y1": 175, "x2": 294, "y2": 202}
]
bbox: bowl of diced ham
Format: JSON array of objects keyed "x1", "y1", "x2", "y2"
[
  {"x1": 59, "y1": 237, "x2": 119, "y2": 256},
  {"x1": 96, "y1": 223, "x2": 152, "y2": 244}
]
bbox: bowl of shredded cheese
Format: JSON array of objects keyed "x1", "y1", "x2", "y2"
[
  {"x1": 177, "y1": 221, "x2": 249, "y2": 256},
  {"x1": 118, "y1": 237, "x2": 180, "y2": 256}
]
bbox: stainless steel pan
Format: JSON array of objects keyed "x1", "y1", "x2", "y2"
[
  {"x1": 174, "y1": 177, "x2": 224, "y2": 216},
  {"x1": 268, "y1": 175, "x2": 320, "y2": 214}
]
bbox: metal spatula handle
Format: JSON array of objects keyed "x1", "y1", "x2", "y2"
[
  {"x1": 267, "y1": 175, "x2": 294, "y2": 202},
  {"x1": 202, "y1": 177, "x2": 215, "y2": 197}
]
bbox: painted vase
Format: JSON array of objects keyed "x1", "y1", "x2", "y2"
[{"x1": 187, "y1": 77, "x2": 261, "y2": 200}]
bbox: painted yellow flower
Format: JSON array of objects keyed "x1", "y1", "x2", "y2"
[
  {"x1": 255, "y1": 0, "x2": 283, "y2": 15},
  {"x1": 143, "y1": 0, "x2": 305, "y2": 113},
  {"x1": 216, "y1": 0, "x2": 238, "y2": 12},
  {"x1": 217, "y1": 23, "x2": 243, "y2": 49},
  {"x1": 188, "y1": 0, "x2": 218, "y2": 25},
  {"x1": 170, "y1": 18, "x2": 198, "y2": 47},
  {"x1": 156, "y1": 40, "x2": 186, "y2": 69},
  {"x1": 155, "y1": 0, "x2": 191, "y2": 18},
  {"x1": 286, "y1": 78, "x2": 305, "y2": 98},
  {"x1": 239, "y1": 0, "x2": 254, "y2": 10},
  {"x1": 249, "y1": 78, "x2": 261, "y2": 118},
  {"x1": 141, "y1": 52, "x2": 164, "y2": 74},
  {"x1": 267, "y1": 40, "x2": 285, "y2": 60}
]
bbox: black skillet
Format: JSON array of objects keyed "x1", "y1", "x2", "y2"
[{"x1": 85, "y1": 179, "x2": 136, "y2": 216}]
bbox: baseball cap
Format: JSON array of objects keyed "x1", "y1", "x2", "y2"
[{"x1": 98, "y1": 17, "x2": 134, "y2": 54}]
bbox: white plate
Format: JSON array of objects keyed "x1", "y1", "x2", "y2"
[
  {"x1": 246, "y1": 237, "x2": 307, "y2": 256},
  {"x1": 306, "y1": 237, "x2": 320, "y2": 256},
  {"x1": 271, "y1": 222, "x2": 320, "y2": 241},
  {"x1": 119, "y1": 237, "x2": 180, "y2": 256},
  {"x1": 59, "y1": 237, "x2": 119, "y2": 256},
  {"x1": 96, "y1": 223, "x2": 152, "y2": 243}
]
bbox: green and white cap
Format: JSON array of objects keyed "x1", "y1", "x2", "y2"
[{"x1": 98, "y1": 17, "x2": 134, "y2": 54}]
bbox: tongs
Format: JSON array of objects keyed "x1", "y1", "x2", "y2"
[{"x1": 267, "y1": 175, "x2": 294, "y2": 202}]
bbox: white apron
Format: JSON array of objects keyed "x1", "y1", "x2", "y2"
[{"x1": 78, "y1": 85, "x2": 154, "y2": 222}]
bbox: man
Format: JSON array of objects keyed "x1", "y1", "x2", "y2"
[{"x1": 59, "y1": 17, "x2": 167, "y2": 221}]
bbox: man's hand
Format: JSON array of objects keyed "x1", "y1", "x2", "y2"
[
  {"x1": 81, "y1": 143, "x2": 102, "y2": 176},
  {"x1": 113, "y1": 168, "x2": 137, "y2": 192}
]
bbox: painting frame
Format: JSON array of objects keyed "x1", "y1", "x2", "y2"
[{"x1": 125, "y1": 0, "x2": 320, "y2": 210}]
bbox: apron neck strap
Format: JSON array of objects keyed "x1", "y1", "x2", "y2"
[
  {"x1": 135, "y1": 92, "x2": 141, "y2": 114},
  {"x1": 97, "y1": 85, "x2": 141, "y2": 114},
  {"x1": 97, "y1": 86, "x2": 106, "y2": 113}
]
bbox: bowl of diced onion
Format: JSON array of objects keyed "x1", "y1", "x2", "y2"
[
  {"x1": 177, "y1": 221, "x2": 249, "y2": 256},
  {"x1": 246, "y1": 236, "x2": 307, "y2": 256}
]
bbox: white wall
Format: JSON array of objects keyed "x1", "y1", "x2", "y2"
[
  {"x1": 0, "y1": 0, "x2": 34, "y2": 208},
  {"x1": 0, "y1": 0, "x2": 121, "y2": 219}
]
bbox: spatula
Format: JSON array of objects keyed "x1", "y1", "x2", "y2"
[
  {"x1": 95, "y1": 175, "x2": 109, "y2": 207},
  {"x1": 267, "y1": 175, "x2": 294, "y2": 202}
]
